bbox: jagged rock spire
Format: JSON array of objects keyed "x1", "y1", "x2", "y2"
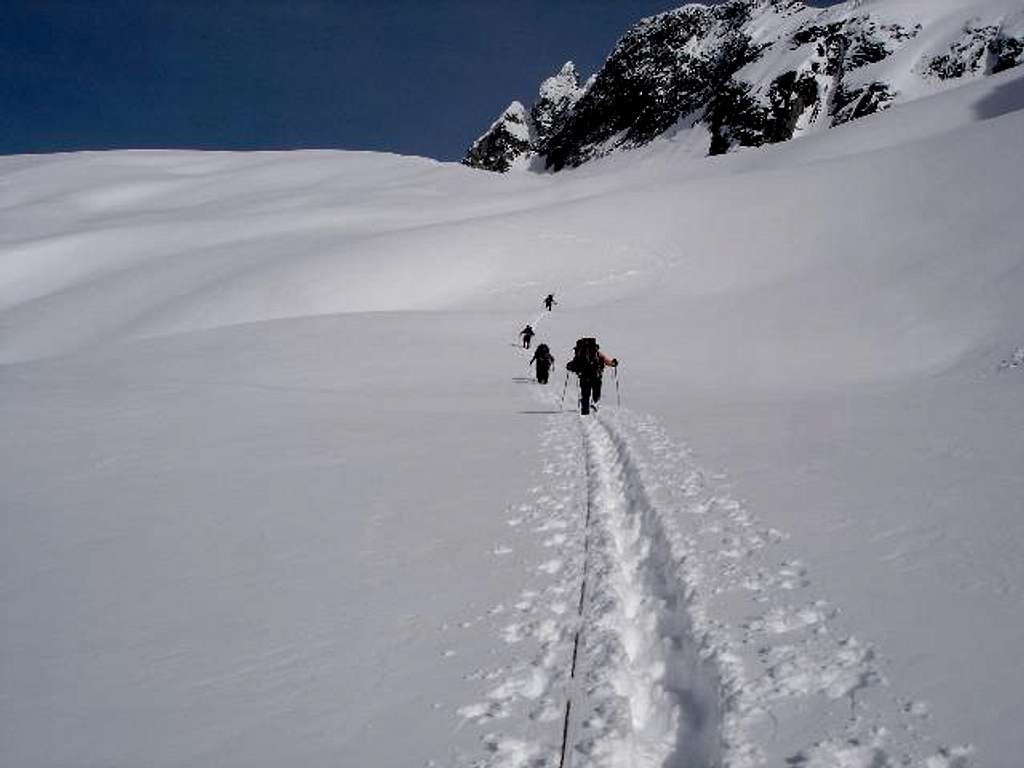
[
  {"x1": 531, "y1": 62, "x2": 585, "y2": 153},
  {"x1": 462, "y1": 101, "x2": 534, "y2": 173}
]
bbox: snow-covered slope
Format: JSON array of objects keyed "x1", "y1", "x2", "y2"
[
  {"x1": 465, "y1": 0, "x2": 1024, "y2": 171},
  {"x1": 3, "y1": 51, "x2": 1024, "y2": 768}
]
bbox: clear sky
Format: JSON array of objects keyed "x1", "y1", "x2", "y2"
[{"x1": 2, "y1": 0, "x2": 842, "y2": 161}]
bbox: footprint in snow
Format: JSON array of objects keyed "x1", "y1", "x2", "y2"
[
  {"x1": 502, "y1": 623, "x2": 525, "y2": 644},
  {"x1": 902, "y1": 698, "x2": 931, "y2": 718},
  {"x1": 537, "y1": 559, "x2": 562, "y2": 575}
]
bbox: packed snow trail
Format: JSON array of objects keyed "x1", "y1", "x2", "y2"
[
  {"x1": 563, "y1": 415, "x2": 722, "y2": 768},
  {"x1": 514, "y1": 342, "x2": 720, "y2": 767},
  {"x1": 456, "y1": 358, "x2": 976, "y2": 767},
  {"x1": 556, "y1": 426, "x2": 592, "y2": 768}
]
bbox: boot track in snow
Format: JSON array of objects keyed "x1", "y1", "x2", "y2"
[
  {"x1": 456, "y1": 353, "x2": 960, "y2": 768},
  {"x1": 559, "y1": 415, "x2": 722, "y2": 768}
]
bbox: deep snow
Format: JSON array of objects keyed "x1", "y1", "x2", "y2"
[{"x1": 2, "y1": 53, "x2": 1024, "y2": 768}]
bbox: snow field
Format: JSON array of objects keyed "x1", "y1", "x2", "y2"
[
  {"x1": 0, "y1": 312, "x2": 573, "y2": 768},
  {"x1": 3, "y1": 48, "x2": 1024, "y2": 768}
]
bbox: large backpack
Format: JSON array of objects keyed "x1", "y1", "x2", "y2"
[
  {"x1": 535, "y1": 343, "x2": 550, "y2": 359},
  {"x1": 568, "y1": 337, "x2": 600, "y2": 377}
]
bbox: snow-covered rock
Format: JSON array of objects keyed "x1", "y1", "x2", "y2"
[
  {"x1": 529, "y1": 61, "x2": 584, "y2": 154},
  {"x1": 462, "y1": 100, "x2": 533, "y2": 173},
  {"x1": 545, "y1": 1, "x2": 766, "y2": 169},
  {"x1": 463, "y1": 62, "x2": 586, "y2": 173},
  {"x1": 464, "y1": 0, "x2": 1024, "y2": 170}
]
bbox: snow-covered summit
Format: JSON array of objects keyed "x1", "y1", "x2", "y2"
[
  {"x1": 531, "y1": 62, "x2": 586, "y2": 155},
  {"x1": 464, "y1": 0, "x2": 1024, "y2": 171}
]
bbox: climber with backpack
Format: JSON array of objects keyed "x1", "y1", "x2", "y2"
[
  {"x1": 543, "y1": 293, "x2": 557, "y2": 311},
  {"x1": 520, "y1": 325, "x2": 535, "y2": 349},
  {"x1": 530, "y1": 343, "x2": 555, "y2": 384},
  {"x1": 565, "y1": 337, "x2": 618, "y2": 415}
]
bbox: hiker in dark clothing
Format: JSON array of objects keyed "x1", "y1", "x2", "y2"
[
  {"x1": 566, "y1": 337, "x2": 618, "y2": 415},
  {"x1": 544, "y1": 293, "x2": 557, "y2": 311},
  {"x1": 520, "y1": 325, "x2": 535, "y2": 349},
  {"x1": 530, "y1": 343, "x2": 555, "y2": 384}
]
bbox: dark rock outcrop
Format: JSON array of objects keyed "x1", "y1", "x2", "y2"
[
  {"x1": 831, "y1": 82, "x2": 895, "y2": 126},
  {"x1": 462, "y1": 102, "x2": 533, "y2": 173},
  {"x1": 927, "y1": 25, "x2": 1001, "y2": 80},
  {"x1": 543, "y1": 3, "x2": 767, "y2": 170},
  {"x1": 925, "y1": 24, "x2": 1024, "y2": 80},
  {"x1": 990, "y1": 35, "x2": 1024, "y2": 74},
  {"x1": 530, "y1": 62, "x2": 585, "y2": 154},
  {"x1": 708, "y1": 70, "x2": 820, "y2": 155},
  {"x1": 707, "y1": 10, "x2": 916, "y2": 153}
]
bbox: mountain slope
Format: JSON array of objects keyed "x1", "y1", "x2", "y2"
[
  {"x1": 464, "y1": 0, "x2": 1024, "y2": 171},
  {"x1": 2, "y1": 56, "x2": 1024, "y2": 768}
]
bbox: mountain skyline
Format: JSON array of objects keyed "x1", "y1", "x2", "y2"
[
  {"x1": 463, "y1": 0, "x2": 1024, "y2": 172},
  {"x1": 3, "y1": 0, "x2": 842, "y2": 160}
]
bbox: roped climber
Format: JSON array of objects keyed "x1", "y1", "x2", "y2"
[
  {"x1": 530, "y1": 343, "x2": 555, "y2": 384},
  {"x1": 565, "y1": 337, "x2": 618, "y2": 415}
]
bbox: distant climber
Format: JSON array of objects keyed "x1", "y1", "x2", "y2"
[
  {"x1": 520, "y1": 325, "x2": 535, "y2": 349},
  {"x1": 530, "y1": 343, "x2": 555, "y2": 384},
  {"x1": 566, "y1": 337, "x2": 618, "y2": 415},
  {"x1": 544, "y1": 293, "x2": 557, "y2": 311}
]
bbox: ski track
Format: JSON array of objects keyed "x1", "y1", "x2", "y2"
[{"x1": 453, "y1": 341, "x2": 970, "y2": 768}]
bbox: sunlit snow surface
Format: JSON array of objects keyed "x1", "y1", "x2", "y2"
[{"x1": 3, "y1": 60, "x2": 1024, "y2": 768}]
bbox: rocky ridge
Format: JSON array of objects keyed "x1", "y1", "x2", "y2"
[
  {"x1": 463, "y1": 0, "x2": 1024, "y2": 172},
  {"x1": 462, "y1": 101, "x2": 533, "y2": 173}
]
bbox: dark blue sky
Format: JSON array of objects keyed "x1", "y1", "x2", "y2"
[{"x1": 2, "y1": 0, "x2": 840, "y2": 160}]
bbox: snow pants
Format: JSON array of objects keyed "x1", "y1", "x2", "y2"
[
  {"x1": 579, "y1": 375, "x2": 602, "y2": 414},
  {"x1": 536, "y1": 362, "x2": 550, "y2": 384}
]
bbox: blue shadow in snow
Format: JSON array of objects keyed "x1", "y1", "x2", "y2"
[{"x1": 974, "y1": 72, "x2": 1024, "y2": 121}]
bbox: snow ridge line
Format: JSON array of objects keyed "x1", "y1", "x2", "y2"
[{"x1": 565, "y1": 414, "x2": 723, "y2": 768}]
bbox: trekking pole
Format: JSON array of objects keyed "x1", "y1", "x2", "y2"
[
  {"x1": 614, "y1": 367, "x2": 621, "y2": 408},
  {"x1": 559, "y1": 372, "x2": 570, "y2": 410}
]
